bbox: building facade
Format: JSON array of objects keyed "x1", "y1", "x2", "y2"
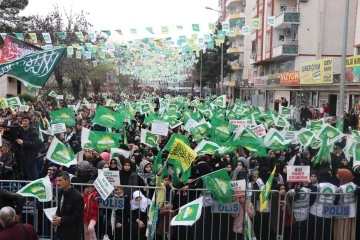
[{"x1": 223, "y1": 0, "x2": 359, "y2": 117}]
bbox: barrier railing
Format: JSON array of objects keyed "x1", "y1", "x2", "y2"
[{"x1": 0, "y1": 181, "x2": 357, "y2": 240}]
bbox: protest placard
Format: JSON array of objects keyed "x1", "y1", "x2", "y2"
[
  {"x1": 287, "y1": 166, "x2": 310, "y2": 182},
  {"x1": 94, "y1": 172, "x2": 115, "y2": 200},
  {"x1": 251, "y1": 124, "x2": 266, "y2": 137},
  {"x1": 151, "y1": 121, "x2": 169, "y2": 136},
  {"x1": 98, "y1": 169, "x2": 120, "y2": 186},
  {"x1": 229, "y1": 120, "x2": 247, "y2": 131},
  {"x1": 51, "y1": 123, "x2": 66, "y2": 134}
]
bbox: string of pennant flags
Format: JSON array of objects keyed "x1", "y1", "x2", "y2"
[
  {"x1": 0, "y1": 17, "x2": 277, "y2": 85},
  {"x1": 0, "y1": 16, "x2": 279, "y2": 46}
]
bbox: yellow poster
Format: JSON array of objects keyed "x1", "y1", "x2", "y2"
[
  {"x1": 346, "y1": 55, "x2": 360, "y2": 83},
  {"x1": 299, "y1": 57, "x2": 333, "y2": 84}
]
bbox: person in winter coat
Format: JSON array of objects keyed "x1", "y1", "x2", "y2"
[
  {"x1": 232, "y1": 191, "x2": 255, "y2": 240},
  {"x1": 53, "y1": 171, "x2": 84, "y2": 240},
  {"x1": 120, "y1": 159, "x2": 138, "y2": 198},
  {"x1": 0, "y1": 206, "x2": 38, "y2": 240},
  {"x1": 83, "y1": 180, "x2": 99, "y2": 240}
]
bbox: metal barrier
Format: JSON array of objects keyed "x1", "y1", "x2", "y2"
[{"x1": 0, "y1": 180, "x2": 358, "y2": 240}]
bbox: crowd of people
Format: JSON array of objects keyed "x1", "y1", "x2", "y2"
[{"x1": 0, "y1": 92, "x2": 359, "y2": 240}]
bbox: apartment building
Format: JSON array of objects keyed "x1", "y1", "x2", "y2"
[{"x1": 241, "y1": 0, "x2": 358, "y2": 115}]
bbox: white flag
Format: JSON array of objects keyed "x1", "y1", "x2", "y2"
[{"x1": 171, "y1": 196, "x2": 203, "y2": 226}]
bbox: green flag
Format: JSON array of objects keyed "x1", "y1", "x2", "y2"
[
  {"x1": 6, "y1": 97, "x2": 21, "y2": 106},
  {"x1": 50, "y1": 107, "x2": 75, "y2": 126},
  {"x1": 89, "y1": 130, "x2": 122, "y2": 152},
  {"x1": 297, "y1": 128, "x2": 314, "y2": 146},
  {"x1": 0, "y1": 48, "x2": 66, "y2": 88},
  {"x1": 314, "y1": 140, "x2": 331, "y2": 165},
  {"x1": 202, "y1": 168, "x2": 234, "y2": 204},
  {"x1": 164, "y1": 134, "x2": 190, "y2": 152},
  {"x1": 152, "y1": 150, "x2": 163, "y2": 174},
  {"x1": 194, "y1": 140, "x2": 219, "y2": 155},
  {"x1": 140, "y1": 129, "x2": 159, "y2": 148},
  {"x1": 92, "y1": 105, "x2": 123, "y2": 130},
  {"x1": 211, "y1": 118, "x2": 236, "y2": 142},
  {"x1": 210, "y1": 95, "x2": 226, "y2": 108},
  {"x1": 167, "y1": 138, "x2": 197, "y2": 184},
  {"x1": 315, "y1": 123, "x2": 343, "y2": 145},
  {"x1": 48, "y1": 90, "x2": 58, "y2": 98},
  {"x1": 17, "y1": 176, "x2": 53, "y2": 202},
  {"x1": 46, "y1": 137, "x2": 77, "y2": 167}
]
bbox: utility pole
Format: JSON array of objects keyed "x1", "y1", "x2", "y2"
[{"x1": 339, "y1": 0, "x2": 350, "y2": 124}]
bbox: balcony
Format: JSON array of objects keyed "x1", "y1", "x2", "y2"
[
  {"x1": 226, "y1": 0, "x2": 246, "y2": 8},
  {"x1": 272, "y1": 40, "x2": 299, "y2": 58},
  {"x1": 230, "y1": 60, "x2": 244, "y2": 70},
  {"x1": 227, "y1": 12, "x2": 242, "y2": 21},
  {"x1": 274, "y1": 9, "x2": 300, "y2": 29},
  {"x1": 228, "y1": 44, "x2": 244, "y2": 53}
]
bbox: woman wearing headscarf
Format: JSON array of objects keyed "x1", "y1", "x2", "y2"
[
  {"x1": 130, "y1": 190, "x2": 151, "y2": 240},
  {"x1": 100, "y1": 151, "x2": 110, "y2": 163},
  {"x1": 308, "y1": 170, "x2": 337, "y2": 240},
  {"x1": 109, "y1": 158, "x2": 119, "y2": 171},
  {"x1": 120, "y1": 159, "x2": 138, "y2": 198},
  {"x1": 334, "y1": 169, "x2": 356, "y2": 240}
]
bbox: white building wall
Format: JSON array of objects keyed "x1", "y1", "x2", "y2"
[
  {"x1": 354, "y1": 0, "x2": 360, "y2": 49},
  {"x1": 243, "y1": 0, "x2": 256, "y2": 82}
]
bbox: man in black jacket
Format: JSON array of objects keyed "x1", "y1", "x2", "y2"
[
  {"x1": 15, "y1": 115, "x2": 42, "y2": 180},
  {"x1": 53, "y1": 171, "x2": 84, "y2": 240}
]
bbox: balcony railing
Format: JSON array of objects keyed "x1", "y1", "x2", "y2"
[
  {"x1": 272, "y1": 41, "x2": 299, "y2": 57},
  {"x1": 274, "y1": 11, "x2": 300, "y2": 29}
]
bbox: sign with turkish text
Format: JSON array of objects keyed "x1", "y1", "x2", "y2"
[
  {"x1": 287, "y1": 165, "x2": 310, "y2": 182},
  {"x1": 300, "y1": 58, "x2": 333, "y2": 84},
  {"x1": 280, "y1": 71, "x2": 300, "y2": 84}
]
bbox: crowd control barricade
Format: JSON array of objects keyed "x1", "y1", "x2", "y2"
[
  {"x1": 281, "y1": 190, "x2": 358, "y2": 240},
  {"x1": 167, "y1": 188, "x2": 281, "y2": 240},
  {"x1": 70, "y1": 182, "x2": 165, "y2": 240},
  {"x1": 0, "y1": 179, "x2": 57, "y2": 239}
]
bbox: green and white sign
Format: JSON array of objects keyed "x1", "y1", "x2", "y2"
[
  {"x1": 46, "y1": 137, "x2": 77, "y2": 167},
  {"x1": 171, "y1": 196, "x2": 203, "y2": 226}
]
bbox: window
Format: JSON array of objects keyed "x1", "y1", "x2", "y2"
[
  {"x1": 357, "y1": 46, "x2": 360, "y2": 55},
  {"x1": 280, "y1": 6, "x2": 287, "y2": 12}
]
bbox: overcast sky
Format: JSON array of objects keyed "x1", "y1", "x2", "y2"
[{"x1": 21, "y1": 0, "x2": 221, "y2": 40}]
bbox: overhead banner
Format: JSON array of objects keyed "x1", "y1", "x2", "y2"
[
  {"x1": 280, "y1": 71, "x2": 300, "y2": 84},
  {"x1": 346, "y1": 55, "x2": 360, "y2": 83},
  {"x1": 300, "y1": 58, "x2": 333, "y2": 84}
]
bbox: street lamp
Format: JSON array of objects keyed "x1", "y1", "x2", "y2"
[{"x1": 205, "y1": 6, "x2": 224, "y2": 96}]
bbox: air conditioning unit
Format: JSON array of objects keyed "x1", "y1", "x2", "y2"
[{"x1": 285, "y1": 28, "x2": 292, "y2": 35}]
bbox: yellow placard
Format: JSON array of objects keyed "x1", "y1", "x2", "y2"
[{"x1": 299, "y1": 57, "x2": 333, "y2": 84}]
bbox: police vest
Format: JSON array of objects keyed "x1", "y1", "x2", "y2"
[
  {"x1": 316, "y1": 182, "x2": 337, "y2": 204},
  {"x1": 338, "y1": 182, "x2": 357, "y2": 204},
  {"x1": 292, "y1": 187, "x2": 311, "y2": 209}
]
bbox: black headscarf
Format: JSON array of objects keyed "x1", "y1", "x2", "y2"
[
  {"x1": 120, "y1": 159, "x2": 133, "y2": 185},
  {"x1": 317, "y1": 170, "x2": 332, "y2": 183}
]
